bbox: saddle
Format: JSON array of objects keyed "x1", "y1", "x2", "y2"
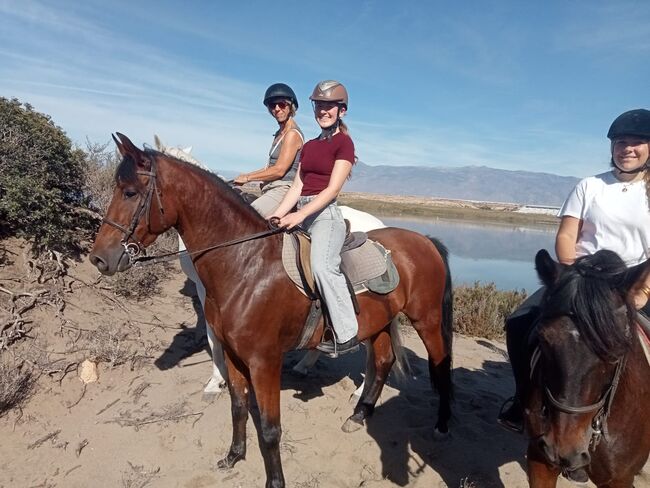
[{"x1": 282, "y1": 225, "x2": 399, "y2": 350}]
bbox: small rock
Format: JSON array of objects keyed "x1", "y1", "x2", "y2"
[{"x1": 79, "y1": 359, "x2": 99, "y2": 383}]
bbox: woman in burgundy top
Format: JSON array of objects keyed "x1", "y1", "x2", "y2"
[{"x1": 271, "y1": 80, "x2": 359, "y2": 356}]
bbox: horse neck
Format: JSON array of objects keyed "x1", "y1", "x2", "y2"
[{"x1": 158, "y1": 157, "x2": 272, "y2": 257}]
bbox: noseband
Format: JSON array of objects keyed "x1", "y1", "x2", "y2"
[{"x1": 101, "y1": 155, "x2": 164, "y2": 263}]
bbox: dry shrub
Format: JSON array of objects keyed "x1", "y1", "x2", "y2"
[
  {"x1": 87, "y1": 323, "x2": 133, "y2": 368},
  {"x1": 109, "y1": 266, "x2": 164, "y2": 300},
  {"x1": 0, "y1": 358, "x2": 36, "y2": 415},
  {"x1": 453, "y1": 282, "x2": 527, "y2": 340},
  {"x1": 83, "y1": 140, "x2": 120, "y2": 214}
]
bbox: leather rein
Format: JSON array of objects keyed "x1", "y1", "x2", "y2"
[{"x1": 101, "y1": 154, "x2": 285, "y2": 267}]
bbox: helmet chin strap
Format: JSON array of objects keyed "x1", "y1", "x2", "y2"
[{"x1": 319, "y1": 108, "x2": 341, "y2": 140}]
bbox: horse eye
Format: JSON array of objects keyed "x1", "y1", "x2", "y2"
[{"x1": 123, "y1": 189, "x2": 138, "y2": 199}]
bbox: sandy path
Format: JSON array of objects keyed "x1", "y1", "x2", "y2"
[{"x1": 0, "y1": 257, "x2": 647, "y2": 488}]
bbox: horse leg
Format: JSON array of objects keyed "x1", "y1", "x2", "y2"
[
  {"x1": 203, "y1": 324, "x2": 228, "y2": 396},
  {"x1": 217, "y1": 351, "x2": 250, "y2": 470},
  {"x1": 527, "y1": 446, "x2": 560, "y2": 488},
  {"x1": 342, "y1": 328, "x2": 394, "y2": 433},
  {"x1": 249, "y1": 358, "x2": 285, "y2": 488},
  {"x1": 409, "y1": 313, "x2": 452, "y2": 435}
]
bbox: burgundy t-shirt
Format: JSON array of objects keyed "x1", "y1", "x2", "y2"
[{"x1": 299, "y1": 132, "x2": 355, "y2": 196}]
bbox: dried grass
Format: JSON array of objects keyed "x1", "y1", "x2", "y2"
[
  {"x1": 86, "y1": 323, "x2": 134, "y2": 368},
  {"x1": 453, "y1": 282, "x2": 527, "y2": 341},
  {"x1": 0, "y1": 358, "x2": 36, "y2": 416},
  {"x1": 120, "y1": 462, "x2": 160, "y2": 488}
]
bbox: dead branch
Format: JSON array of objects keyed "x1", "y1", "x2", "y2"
[
  {"x1": 75, "y1": 439, "x2": 89, "y2": 457},
  {"x1": 27, "y1": 429, "x2": 61, "y2": 450},
  {"x1": 96, "y1": 398, "x2": 120, "y2": 416},
  {"x1": 66, "y1": 384, "x2": 87, "y2": 409}
]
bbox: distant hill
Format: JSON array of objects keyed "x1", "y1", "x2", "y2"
[{"x1": 345, "y1": 162, "x2": 579, "y2": 206}]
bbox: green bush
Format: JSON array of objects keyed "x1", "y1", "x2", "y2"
[
  {"x1": 0, "y1": 98, "x2": 96, "y2": 253},
  {"x1": 453, "y1": 282, "x2": 527, "y2": 340}
]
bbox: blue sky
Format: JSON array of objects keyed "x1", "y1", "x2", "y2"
[{"x1": 1, "y1": 0, "x2": 647, "y2": 177}]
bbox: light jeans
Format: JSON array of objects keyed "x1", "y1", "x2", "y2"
[
  {"x1": 298, "y1": 196, "x2": 358, "y2": 343},
  {"x1": 251, "y1": 180, "x2": 291, "y2": 217}
]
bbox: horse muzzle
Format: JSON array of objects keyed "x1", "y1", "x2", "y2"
[
  {"x1": 89, "y1": 247, "x2": 133, "y2": 275},
  {"x1": 537, "y1": 434, "x2": 591, "y2": 471}
]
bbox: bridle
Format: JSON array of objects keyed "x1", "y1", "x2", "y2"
[
  {"x1": 532, "y1": 306, "x2": 629, "y2": 449},
  {"x1": 101, "y1": 153, "x2": 286, "y2": 267},
  {"x1": 101, "y1": 154, "x2": 164, "y2": 262}
]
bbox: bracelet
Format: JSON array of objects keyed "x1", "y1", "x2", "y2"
[{"x1": 639, "y1": 285, "x2": 650, "y2": 299}]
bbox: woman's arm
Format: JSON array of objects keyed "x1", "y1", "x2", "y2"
[
  {"x1": 234, "y1": 131, "x2": 302, "y2": 185},
  {"x1": 555, "y1": 216, "x2": 581, "y2": 265},
  {"x1": 279, "y1": 159, "x2": 352, "y2": 229}
]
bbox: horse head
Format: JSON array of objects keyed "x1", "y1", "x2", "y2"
[
  {"x1": 89, "y1": 133, "x2": 178, "y2": 275},
  {"x1": 529, "y1": 249, "x2": 649, "y2": 472}
]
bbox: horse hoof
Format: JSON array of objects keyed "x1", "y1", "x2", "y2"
[
  {"x1": 341, "y1": 417, "x2": 364, "y2": 433},
  {"x1": 216, "y1": 453, "x2": 243, "y2": 471},
  {"x1": 433, "y1": 427, "x2": 450, "y2": 440}
]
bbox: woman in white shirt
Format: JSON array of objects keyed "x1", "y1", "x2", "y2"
[{"x1": 499, "y1": 109, "x2": 650, "y2": 443}]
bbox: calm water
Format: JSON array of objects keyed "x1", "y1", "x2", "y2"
[{"x1": 379, "y1": 215, "x2": 557, "y2": 292}]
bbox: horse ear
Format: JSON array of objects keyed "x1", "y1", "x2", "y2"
[
  {"x1": 154, "y1": 134, "x2": 164, "y2": 151},
  {"x1": 621, "y1": 259, "x2": 650, "y2": 293},
  {"x1": 114, "y1": 133, "x2": 151, "y2": 171},
  {"x1": 535, "y1": 249, "x2": 562, "y2": 287},
  {"x1": 111, "y1": 133, "x2": 124, "y2": 155}
]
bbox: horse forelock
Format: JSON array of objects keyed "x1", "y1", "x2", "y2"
[
  {"x1": 543, "y1": 252, "x2": 632, "y2": 361},
  {"x1": 114, "y1": 154, "x2": 140, "y2": 187}
]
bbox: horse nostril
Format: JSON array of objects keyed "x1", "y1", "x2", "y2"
[{"x1": 90, "y1": 254, "x2": 107, "y2": 272}]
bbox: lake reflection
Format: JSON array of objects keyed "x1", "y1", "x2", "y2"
[{"x1": 379, "y1": 216, "x2": 557, "y2": 292}]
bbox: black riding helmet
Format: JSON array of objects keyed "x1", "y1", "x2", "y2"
[
  {"x1": 263, "y1": 83, "x2": 298, "y2": 109},
  {"x1": 607, "y1": 109, "x2": 650, "y2": 140}
]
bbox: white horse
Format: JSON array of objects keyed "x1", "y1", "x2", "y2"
[{"x1": 154, "y1": 136, "x2": 386, "y2": 398}]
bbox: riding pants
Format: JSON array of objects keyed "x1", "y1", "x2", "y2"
[
  {"x1": 251, "y1": 180, "x2": 291, "y2": 218},
  {"x1": 298, "y1": 196, "x2": 358, "y2": 343}
]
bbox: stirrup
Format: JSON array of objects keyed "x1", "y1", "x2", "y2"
[
  {"x1": 497, "y1": 396, "x2": 524, "y2": 434},
  {"x1": 316, "y1": 337, "x2": 359, "y2": 359}
]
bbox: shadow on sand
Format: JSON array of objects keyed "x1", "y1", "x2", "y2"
[
  {"x1": 154, "y1": 278, "x2": 211, "y2": 371},
  {"x1": 284, "y1": 347, "x2": 527, "y2": 488}
]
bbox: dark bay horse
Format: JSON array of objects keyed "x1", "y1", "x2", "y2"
[
  {"x1": 89, "y1": 133, "x2": 453, "y2": 488},
  {"x1": 526, "y1": 249, "x2": 650, "y2": 488}
]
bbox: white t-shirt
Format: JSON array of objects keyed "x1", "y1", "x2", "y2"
[{"x1": 558, "y1": 171, "x2": 650, "y2": 266}]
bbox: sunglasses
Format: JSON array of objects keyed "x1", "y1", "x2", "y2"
[
  {"x1": 267, "y1": 99, "x2": 290, "y2": 110},
  {"x1": 312, "y1": 100, "x2": 340, "y2": 111}
]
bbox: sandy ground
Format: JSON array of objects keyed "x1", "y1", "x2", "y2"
[{"x1": 0, "y1": 242, "x2": 647, "y2": 488}]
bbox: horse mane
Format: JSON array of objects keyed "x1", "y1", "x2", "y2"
[
  {"x1": 113, "y1": 148, "x2": 263, "y2": 222},
  {"x1": 543, "y1": 250, "x2": 633, "y2": 361}
]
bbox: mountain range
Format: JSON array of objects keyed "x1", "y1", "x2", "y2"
[
  {"x1": 220, "y1": 162, "x2": 580, "y2": 206},
  {"x1": 344, "y1": 162, "x2": 579, "y2": 206}
]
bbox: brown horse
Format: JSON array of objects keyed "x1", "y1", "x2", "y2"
[
  {"x1": 89, "y1": 133, "x2": 453, "y2": 488},
  {"x1": 526, "y1": 249, "x2": 650, "y2": 488}
]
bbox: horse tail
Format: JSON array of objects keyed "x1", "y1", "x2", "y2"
[
  {"x1": 389, "y1": 315, "x2": 411, "y2": 379},
  {"x1": 429, "y1": 236, "x2": 454, "y2": 360}
]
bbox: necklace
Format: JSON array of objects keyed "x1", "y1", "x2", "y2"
[{"x1": 621, "y1": 180, "x2": 641, "y2": 192}]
